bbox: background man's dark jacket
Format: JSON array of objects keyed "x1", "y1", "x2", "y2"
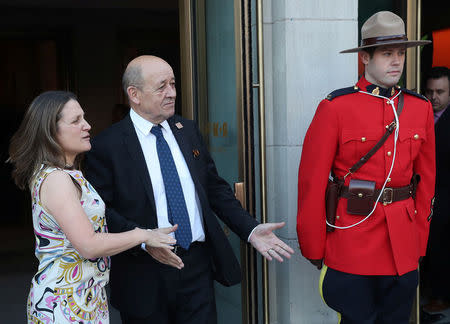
[{"x1": 426, "y1": 106, "x2": 450, "y2": 300}]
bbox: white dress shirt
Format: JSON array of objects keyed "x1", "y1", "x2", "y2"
[{"x1": 130, "y1": 109, "x2": 205, "y2": 246}]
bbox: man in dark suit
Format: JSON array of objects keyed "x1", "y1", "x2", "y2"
[
  {"x1": 85, "y1": 55, "x2": 294, "y2": 324},
  {"x1": 423, "y1": 66, "x2": 450, "y2": 313}
]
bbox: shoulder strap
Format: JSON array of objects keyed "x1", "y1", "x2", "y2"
[
  {"x1": 325, "y1": 86, "x2": 359, "y2": 101},
  {"x1": 400, "y1": 88, "x2": 429, "y2": 102},
  {"x1": 348, "y1": 93, "x2": 404, "y2": 175}
]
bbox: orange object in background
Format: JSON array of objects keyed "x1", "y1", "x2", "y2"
[{"x1": 432, "y1": 28, "x2": 450, "y2": 68}]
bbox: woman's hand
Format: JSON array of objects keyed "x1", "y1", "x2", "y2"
[{"x1": 144, "y1": 225, "x2": 178, "y2": 248}]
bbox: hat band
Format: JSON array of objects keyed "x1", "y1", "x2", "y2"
[{"x1": 361, "y1": 34, "x2": 408, "y2": 46}]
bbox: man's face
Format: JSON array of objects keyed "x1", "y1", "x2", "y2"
[
  {"x1": 361, "y1": 45, "x2": 406, "y2": 88},
  {"x1": 133, "y1": 60, "x2": 176, "y2": 124},
  {"x1": 425, "y1": 77, "x2": 450, "y2": 112}
]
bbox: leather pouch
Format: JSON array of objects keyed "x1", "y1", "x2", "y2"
[
  {"x1": 325, "y1": 179, "x2": 341, "y2": 232},
  {"x1": 346, "y1": 179, "x2": 376, "y2": 215}
]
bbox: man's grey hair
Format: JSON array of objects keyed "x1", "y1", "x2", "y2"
[{"x1": 122, "y1": 64, "x2": 144, "y2": 96}]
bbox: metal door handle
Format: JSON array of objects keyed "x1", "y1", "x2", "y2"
[{"x1": 234, "y1": 182, "x2": 246, "y2": 209}]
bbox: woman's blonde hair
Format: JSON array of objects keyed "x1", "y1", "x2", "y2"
[{"x1": 8, "y1": 91, "x2": 79, "y2": 190}]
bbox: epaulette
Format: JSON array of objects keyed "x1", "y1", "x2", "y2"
[
  {"x1": 399, "y1": 87, "x2": 429, "y2": 102},
  {"x1": 325, "y1": 86, "x2": 359, "y2": 101}
]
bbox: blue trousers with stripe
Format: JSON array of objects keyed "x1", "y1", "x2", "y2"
[{"x1": 320, "y1": 266, "x2": 418, "y2": 324}]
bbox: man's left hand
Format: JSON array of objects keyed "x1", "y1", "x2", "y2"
[{"x1": 249, "y1": 222, "x2": 294, "y2": 262}]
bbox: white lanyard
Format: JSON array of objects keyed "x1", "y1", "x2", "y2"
[{"x1": 326, "y1": 90, "x2": 402, "y2": 230}]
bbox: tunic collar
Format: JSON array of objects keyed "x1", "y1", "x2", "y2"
[{"x1": 356, "y1": 76, "x2": 399, "y2": 98}]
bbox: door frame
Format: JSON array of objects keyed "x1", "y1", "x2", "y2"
[
  {"x1": 178, "y1": 0, "x2": 260, "y2": 323},
  {"x1": 405, "y1": 0, "x2": 423, "y2": 93},
  {"x1": 405, "y1": 1, "x2": 423, "y2": 323}
]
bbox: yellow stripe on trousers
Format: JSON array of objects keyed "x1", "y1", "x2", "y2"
[{"x1": 318, "y1": 265, "x2": 342, "y2": 324}]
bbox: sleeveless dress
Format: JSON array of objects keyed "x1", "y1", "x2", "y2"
[{"x1": 27, "y1": 167, "x2": 110, "y2": 324}]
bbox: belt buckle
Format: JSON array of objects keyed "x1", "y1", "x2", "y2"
[
  {"x1": 173, "y1": 245, "x2": 179, "y2": 255},
  {"x1": 382, "y1": 188, "x2": 393, "y2": 205}
]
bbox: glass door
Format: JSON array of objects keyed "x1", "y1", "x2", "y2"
[
  {"x1": 187, "y1": 0, "x2": 259, "y2": 323},
  {"x1": 203, "y1": 2, "x2": 242, "y2": 322}
]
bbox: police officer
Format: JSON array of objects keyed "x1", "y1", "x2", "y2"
[{"x1": 297, "y1": 11, "x2": 435, "y2": 324}]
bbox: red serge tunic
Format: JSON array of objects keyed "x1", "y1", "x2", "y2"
[{"x1": 297, "y1": 77, "x2": 436, "y2": 276}]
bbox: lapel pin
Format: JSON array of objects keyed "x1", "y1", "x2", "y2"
[
  {"x1": 175, "y1": 122, "x2": 183, "y2": 129},
  {"x1": 193, "y1": 149, "x2": 200, "y2": 158}
]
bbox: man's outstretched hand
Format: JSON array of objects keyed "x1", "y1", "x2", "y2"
[{"x1": 249, "y1": 222, "x2": 295, "y2": 262}]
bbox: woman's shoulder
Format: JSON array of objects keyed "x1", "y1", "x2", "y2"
[
  {"x1": 38, "y1": 166, "x2": 86, "y2": 194},
  {"x1": 33, "y1": 165, "x2": 62, "y2": 187},
  {"x1": 40, "y1": 168, "x2": 78, "y2": 191},
  {"x1": 32, "y1": 166, "x2": 80, "y2": 205}
]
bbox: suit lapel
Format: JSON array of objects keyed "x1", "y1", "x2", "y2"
[{"x1": 121, "y1": 115, "x2": 157, "y2": 219}]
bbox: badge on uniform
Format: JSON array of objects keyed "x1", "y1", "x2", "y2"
[
  {"x1": 193, "y1": 149, "x2": 200, "y2": 158},
  {"x1": 175, "y1": 122, "x2": 183, "y2": 129}
]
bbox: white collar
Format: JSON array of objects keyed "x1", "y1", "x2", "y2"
[{"x1": 130, "y1": 108, "x2": 170, "y2": 136}]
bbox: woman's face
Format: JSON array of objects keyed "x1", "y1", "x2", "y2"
[{"x1": 56, "y1": 99, "x2": 91, "y2": 165}]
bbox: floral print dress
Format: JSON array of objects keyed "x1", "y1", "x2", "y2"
[{"x1": 27, "y1": 167, "x2": 110, "y2": 324}]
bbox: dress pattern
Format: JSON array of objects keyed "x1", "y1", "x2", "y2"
[{"x1": 27, "y1": 167, "x2": 110, "y2": 324}]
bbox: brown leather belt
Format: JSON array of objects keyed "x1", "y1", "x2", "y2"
[{"x1": 340, "y1": 183, "x2": 414, "y2": 205}]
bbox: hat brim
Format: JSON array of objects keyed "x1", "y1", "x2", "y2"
[{"x1": 340, "y1": 39, "x2": 431, "y2": 53}]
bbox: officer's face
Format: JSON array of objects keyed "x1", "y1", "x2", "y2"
[
  {"x1": 361, "y1": 45, "x2": 406, "y2": 88},
  {"x1": 425, "y1": 77, "x2": 450, "y2": 112}
]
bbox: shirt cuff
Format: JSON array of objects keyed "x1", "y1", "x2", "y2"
[{"x1": 247, "y1": 226, "x2": 258, "y2": 242}]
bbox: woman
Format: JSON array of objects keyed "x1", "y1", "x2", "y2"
[{"x1": 8, "y1": 91, "x2": 177, "y2": 323}]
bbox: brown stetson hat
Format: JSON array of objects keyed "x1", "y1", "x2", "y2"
[{"x1": 340, "y1": 11, "x2": 431, "y2": 53}]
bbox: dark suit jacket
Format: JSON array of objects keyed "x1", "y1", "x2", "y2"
[
  {"x1": 434, "y1": 106, "x2": 450, "y2": 197},
  {"x1": 426, "y1": 105, "x2": 450, "y2": 294},
  {"x1": 84, "y1": 114, "x2": 258, "y2": 316}
]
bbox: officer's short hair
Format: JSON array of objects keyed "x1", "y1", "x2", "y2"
[{"x1": 361, "y1": 47, "x2": 377, "y2": 58}]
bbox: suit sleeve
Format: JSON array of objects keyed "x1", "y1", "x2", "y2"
[
  {"x1": 297, "y1": 99, "x2": 339, "y2": 260},
  {"x1": 413, "y1": 101, "x2": 436, "y2": 256},
  {"x1": 84, "y1": 139, "x2": 141, "y2": 234},
  {"x1": 193, "y1": 123, "x2": 259, "y2": 241}
]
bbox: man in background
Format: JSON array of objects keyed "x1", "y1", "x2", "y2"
[{"x1": 423, "y1": 66, "x2": 450, "y2": 314}]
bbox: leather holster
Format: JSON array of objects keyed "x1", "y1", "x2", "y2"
[{"x1": 325, "y1": 179, "x2": 342, "y2": 232}]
